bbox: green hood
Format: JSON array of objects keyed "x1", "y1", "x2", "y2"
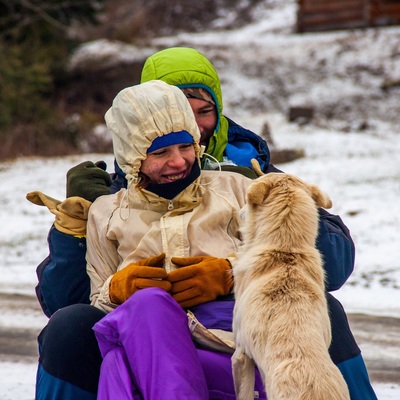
[{"x1": 140, "y1": 47, "x2": 229, "y2": 162}]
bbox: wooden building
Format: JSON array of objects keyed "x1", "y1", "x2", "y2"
[{"x1": 297, "y1": 0, "x2": 400, "y2": 32}]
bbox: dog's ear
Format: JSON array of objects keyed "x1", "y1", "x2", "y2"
[
  {"x1": 308, "y1": 184, "x2": 332, "y2": 209},
  {"x1": 247, "y1": 180, "x2": 271, "y2": 205}
]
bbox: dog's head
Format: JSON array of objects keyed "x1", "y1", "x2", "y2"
[
  {"x1": 247, "y1": 173, "x2": 332, "y2": 210},
  {"x1": 242, "y1": 173, "x2": 332, "y2": 249}
]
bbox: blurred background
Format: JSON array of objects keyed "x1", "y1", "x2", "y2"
[{"x1": 1, "y1": 0, "x2": 399, "y2": 161}]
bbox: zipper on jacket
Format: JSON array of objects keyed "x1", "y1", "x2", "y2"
[{"x1": 168, "y1": 200, "x2": 174, "y2": 210}]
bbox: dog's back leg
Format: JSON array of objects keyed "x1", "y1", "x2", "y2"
[{"x1": 232, "y1": 346, "x2": 256, "y2": 400}]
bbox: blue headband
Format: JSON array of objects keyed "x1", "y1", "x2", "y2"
[{"x1": 147, "y1": 131, "x2": 194, "y2": 154}]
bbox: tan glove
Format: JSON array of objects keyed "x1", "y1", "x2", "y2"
[
  {"x1": 109, "y1": 253, "x2": 171, "y2": 305},
  {"x1": 168, "y1": 256, "x2": 233, "y2": 309},
  {"x1": 26, "y1": 191, "x2": 91, "y2": 236}
]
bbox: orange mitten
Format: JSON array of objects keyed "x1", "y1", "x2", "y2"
[
  {"x1": 109, "y1": 253, "x2": 171, "y2": 304},
  {"x1": 168, "y1": 256, "x2": 233, "y2": 309}
]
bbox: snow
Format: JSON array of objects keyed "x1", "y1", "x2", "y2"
[{"x1": 1, "y1": 0, "x2": 399, "y2": 398}]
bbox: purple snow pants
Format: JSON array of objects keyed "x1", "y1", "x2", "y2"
[{"x1": 93, "y1": 288, "x2": 267, "y2": 400}]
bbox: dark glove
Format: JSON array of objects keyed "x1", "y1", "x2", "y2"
[
  {"x1": 221, "y1": 165, "x2": 258, "y2": 179},
  {"x1": 66, "y1": 161, "x2": 112, "y2": 202},
  {"x1": 109, "y1": 253, "x2": 171, "y2": 304},
  {"x1": 168, "y1": 256, "x2": 233, "y2": 309}
]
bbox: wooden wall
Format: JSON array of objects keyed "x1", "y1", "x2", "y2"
[{"x1": 297, "y1": 0, "x2": 400, "y2": 32}]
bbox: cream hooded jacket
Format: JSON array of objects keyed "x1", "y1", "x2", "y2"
[{"x1": 86, "y1": 81, "x2": 252, "y2": 312}]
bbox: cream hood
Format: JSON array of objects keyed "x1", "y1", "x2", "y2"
[{"x1": 105, "y1": 80, "x2": 201, "y2": 186}]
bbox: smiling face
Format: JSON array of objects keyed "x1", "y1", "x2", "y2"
[
  {"x1": 187, "y1": 98, "x2": 217, "y2": 147},
  {"x1": 140, "y1": 143, "x2": 196, "y2": 184}
]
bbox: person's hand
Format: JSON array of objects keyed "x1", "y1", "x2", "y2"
[
  {"x1": 168, "y1": 256, "x2": 233, "y2": 309},
  {"x1": 67, "y1": 161, "x2": 112, "y2": 202},
  {"x1": 26, "y1": 191, "x2": 91, "y2": 236},
  {"x1": 109, "y1": 253, "x2": 171, "y2": 304}
]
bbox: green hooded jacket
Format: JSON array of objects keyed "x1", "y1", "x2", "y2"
[{"x1": 140, "y1": 47, "x2": 229, "y2": 162}]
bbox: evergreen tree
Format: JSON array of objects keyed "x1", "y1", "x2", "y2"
[{"x1": 0, "y1": 0, "x2": 105, "y2": 158}]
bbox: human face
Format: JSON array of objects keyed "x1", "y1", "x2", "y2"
[
  {"x1": 141, "y1": 143, "x2": 196, "y2": 184},
  {"x1": 187, "y1": 98, "x2": 217, "y2": 147}
]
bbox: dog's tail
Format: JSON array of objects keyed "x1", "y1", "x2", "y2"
[{"x1": 232, "y1": 346, "x2": 256, "y2": 400}]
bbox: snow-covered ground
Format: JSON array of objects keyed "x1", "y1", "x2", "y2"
[{"x1": 1, "y1": 0, "x2": 399, "y2": 398}]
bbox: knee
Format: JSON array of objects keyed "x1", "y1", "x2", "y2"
[
  {"x1": 326, "y1": 293, "x2": 360, "y2": 364},
  {"x1": 127, "y1": 287, "x2": 178, "y2": 311},
  {"x1": 38, "y1": 304, "x2": 106, "y2": 393},
  {"x1": 112, "y1": 288, "x2": 186, "y2": 327},
  {"x1": 39, "y1": 304, "x2": 106, "y2": 354}
]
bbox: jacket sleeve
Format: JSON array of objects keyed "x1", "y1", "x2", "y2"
[
  {"x1": 36, "y1": 225, "x2": 91, "y2": 317},
  {"x1": 85, "y1": 198, "x2": 121, "y2": 313},
  {"x1": 317, "y1": 209, "x2": 355, "y2": 291}
]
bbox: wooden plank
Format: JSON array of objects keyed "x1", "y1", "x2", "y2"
[
  {"x1": 371, "y1": 1, "x2": 400, "y2": 24},
  {"x1": 298, "y1": 18, "x2": 367, "y2": 29},
  {"x1": 301, "y1": 0, "x2": 353, "y2": 4},
  {"x1": 297, "y1": 11, "x2": 368, "y2": 31},
  {"x1": 298, "y1": 10, "x2": 366, "y2": 24},
  {"x1": 298, "y1": 22, "x2": 367, "y2": 32},
  {"x1": 298, "y1": 11, "x2": 366, "y2": 21},
  {"x1": 300, "y1": 0, "x2": 364, "y2": 12},
  {"x1": 300, "y1": 6, "x2": 364, "y2": 14},
  {"x1": 379, "y1": 4, "x2": 400, "y2": 13}
]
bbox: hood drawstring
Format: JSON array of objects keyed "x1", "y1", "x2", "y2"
[
  {"x1": 199, "y1": 152, "x2": 222, "y2": 187},
  {"x1": 119, "y1": 173, "x2": 137, "y2": 221}
]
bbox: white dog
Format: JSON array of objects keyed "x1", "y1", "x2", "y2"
[{"x1": 232, "y1": 173, "x2": 350, "y2": 400}]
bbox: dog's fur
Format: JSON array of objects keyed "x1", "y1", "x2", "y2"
[{"x1": 232, "y1": 173, "x2": 350, "y2": 400}]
